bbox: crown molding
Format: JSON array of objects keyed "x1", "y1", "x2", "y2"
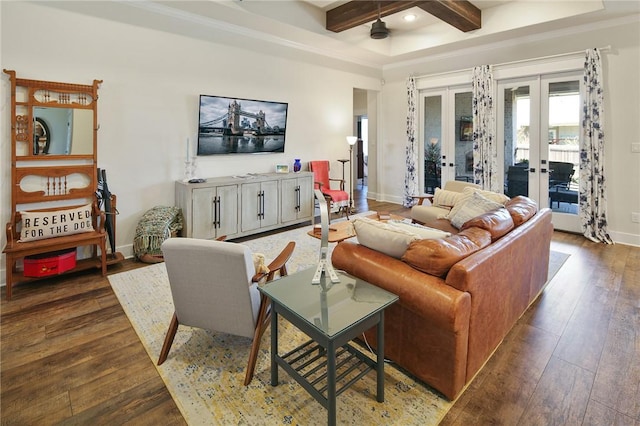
[
  {"x1": 119, "y1": 0, "x2": 385, "y2": 71},
  {"x1": 382, "y1": 13, "x2": 639, "y2": 72}
]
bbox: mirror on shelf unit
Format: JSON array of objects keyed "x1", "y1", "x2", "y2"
[
  {"x1": 30, "y1": 107, "x2": 93, "y2": 156},
  {"x1": 6, "y1": 69, "x2": 100, "y2": 160},
  {"x1": 33, "y1": 117, "x2": 50, "y2": 155}
]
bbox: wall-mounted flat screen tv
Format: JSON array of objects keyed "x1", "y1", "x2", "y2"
[{"x1": 197, "y1": 94, "x2": 288, "y2": 155}]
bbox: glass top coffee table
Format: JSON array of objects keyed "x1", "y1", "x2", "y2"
[{"x1": 259, "y1": 267, "x2": 398, "y2": 426}]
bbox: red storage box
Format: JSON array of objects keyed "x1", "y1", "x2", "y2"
[{"x1": 24, "y1": 249, "x2": 77, "y2": 278}]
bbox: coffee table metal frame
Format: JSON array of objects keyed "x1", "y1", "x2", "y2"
[{"x1": 260, "y1": 268, "x2": 398, "y2": 426}]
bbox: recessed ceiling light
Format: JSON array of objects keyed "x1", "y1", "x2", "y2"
[{"x1": 403, "y1": 14, "x2": 417, "y2": 22}]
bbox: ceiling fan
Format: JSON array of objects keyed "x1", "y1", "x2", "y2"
[
  {"x1": 370, "y1": 3, "x2": 390, "y2": 40},
  {"x1": 326, "y1": 1, "x2": 481, "y2": 40}
]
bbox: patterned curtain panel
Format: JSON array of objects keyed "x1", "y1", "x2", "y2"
[
  {"x1": 404, "y1": 76, "x2": 419, "y2": 207},
  {"x1": 581, "y1": 48, "x2": 613, "y2": 244},
  {"x1": 471, "y1": 65, "x2": 499, "y2": 191}
]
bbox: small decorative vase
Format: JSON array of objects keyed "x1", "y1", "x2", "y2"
[{"x1": 293, "y1": 159, "x2": 302, "y2": 173}]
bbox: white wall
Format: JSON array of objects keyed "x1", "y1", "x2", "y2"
[
  {"x1": 379, "y1": 19, "x2": 640, "y2": 245},
  {"x1": 0, "y1": 1, "x2": 382, "y2": 266}
]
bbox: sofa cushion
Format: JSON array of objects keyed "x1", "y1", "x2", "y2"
[
  {"x1": 411, "y1": 205, "x2": 452, "y2": 225},
  {"x1": 353, "y1": 217, "x2": 449, "y2": 259},
  {"x1": 402, "y1": 227, "x2": 492, "y2": 277},
  {"x1": 19, "y1": 204, "x2": 94, "y2": 242},
  {"x1": 505, "y1": 196, "x2": 538, "y2": 227},
  {"x1": 448, "y1": 192, "x2": 504, "y2": 229},
  {"x1": 460, "y1": 207, "x2": 514, "y2": 241}
]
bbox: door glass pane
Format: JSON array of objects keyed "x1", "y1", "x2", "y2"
[
  {"x1": 424, "y1": 96, "x2": 442, "y2": 193},
  {"x1": 454, "y1": 92, "x2": 473, "y2": 182},
  {"x1": 548, "y1": 80, "x2": 579, "y2": 215},
  {"x1": 504, "y1": 86, "x2": 531, "y2": 197}
]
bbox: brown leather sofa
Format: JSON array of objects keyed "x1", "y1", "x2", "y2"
[{"x1": 331, "y1": 197, "x2": 553, "y2": 400}]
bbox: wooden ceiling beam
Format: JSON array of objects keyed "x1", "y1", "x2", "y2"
[
  {"x1": 326, "y1": 1, "x2": 421, "y2": 33},
  {"x1": 326, "y1": 1, "x2": 481, "y2": 33},
  {"x1": 417, "y1": 1, "x2": 481, "y2": 32}
]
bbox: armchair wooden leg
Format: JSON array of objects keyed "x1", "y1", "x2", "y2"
[
  {"x1": 157, "y1": 312, "x2": 179, "y2": 365},
  {"x1": 244, "y1": 294, "x2": 271, "y2": 385}
]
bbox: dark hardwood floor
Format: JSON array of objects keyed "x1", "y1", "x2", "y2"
[{"x1": 2, "y1": 187, "x2": 638, "y2": 425}]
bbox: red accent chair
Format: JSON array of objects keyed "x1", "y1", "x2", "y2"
[{"x1": 308, "y1": 160, "x2": 350, "y2": 216}]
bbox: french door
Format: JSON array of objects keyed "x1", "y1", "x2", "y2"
[
  {"x1": 419, "y1": 87, "x2": 474, "y2": 193},
  {"x1": 498, "y1": 72, "x2": 582, "y2": 232}
]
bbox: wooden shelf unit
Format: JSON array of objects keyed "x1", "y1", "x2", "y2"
[{"x1": 2, "y1": 70, "x2": 122, "y2": 300}]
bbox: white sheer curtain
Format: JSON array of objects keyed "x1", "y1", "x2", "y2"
[
  {"x1": 580, "y1": 48, "x2": 613, "y2": 244},
  {"x1": 471, "y1": 65, "x2": 499, "y2": 191},
  {"x1": 404, "y1": 76, "x2": 418, "y2": 207}
]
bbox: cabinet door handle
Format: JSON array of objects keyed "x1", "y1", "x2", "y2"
[
  {"x1": 257, "y1": 191, "x2": 265, "y2": 219},
  {"x1": 216, "y1": 196, "x2": 221, "y2": 228},
  {"x1": 213, "y1": 196, "x2": 220, "y2": 228},
  {"x1": 212, "y1": 197, "x2": 219, "y2": 228},
  {"x1": 295, "y1": 186, "x2": 300, "y2": 211},
  {"x1": 257, "y1": 192, "x2": 261, "y2": 219}
]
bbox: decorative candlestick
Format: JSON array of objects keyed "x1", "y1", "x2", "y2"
[{"x1": 184, "y1": 156, "x2": 197, "y2": 182}]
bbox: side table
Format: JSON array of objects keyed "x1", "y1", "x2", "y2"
[
  {"x1": 411, "y1": 194, "x2": 434, "y2": 205},
  {"x1": 259, "y1": 267, "x2": 398, "y2": 426}
]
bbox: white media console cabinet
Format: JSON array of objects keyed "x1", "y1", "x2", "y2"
[{"x1": 176, "y1": 172, "x2": 314, "y2": 240}]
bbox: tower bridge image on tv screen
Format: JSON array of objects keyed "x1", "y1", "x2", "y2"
[{"x1": 200, "y1": 100, "x2": 286, "y2": 137}]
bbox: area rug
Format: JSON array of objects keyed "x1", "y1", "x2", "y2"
[{"x1": 108, "y1": 217, "x2": 570, "y2": 425}]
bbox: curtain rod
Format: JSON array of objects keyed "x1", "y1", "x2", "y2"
[
  {"x1": 414, "y1": 45, "x2": 612, "y2": 80},
  {"x1": 493, "y1": 45, "x2": 611, "y2": 68}
]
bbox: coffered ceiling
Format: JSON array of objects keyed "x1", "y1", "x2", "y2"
[{"x1": 37, "y1": 1, "x2": 639, "y2": 70}]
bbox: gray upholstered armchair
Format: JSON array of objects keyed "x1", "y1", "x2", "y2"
[{"x1": 157, "y1": 237, "x2": 295, "y2": 385}]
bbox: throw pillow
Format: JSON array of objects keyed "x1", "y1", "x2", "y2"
[
  {"x1": 433, "y1": 188, "x2": 463, "y2": 208},
  {"x1": 444, "y1": 187, "x2": 510, "y2": 221},
  {"x1": 448, "y1": 192, "x2": 504, "y2": 229},
  {"x1": 352, "y1": 217, "x2": 421, "y2": 259},
  {"x1": 388, "y1": 220, "x2": 451, "y2": 239},
  {"x1": 19, "y1": 204, "x2": 94, "y2": 242},
  {"x1": 470, "y1": 187, "x2": 511, "y2": 205}
]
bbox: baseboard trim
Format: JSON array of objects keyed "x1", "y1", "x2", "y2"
[{"x1": 608, "y1": 230, "x2": 640, "y2": 247}]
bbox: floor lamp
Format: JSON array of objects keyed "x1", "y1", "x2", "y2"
[{"x1": 346, "y1": 136, "x2": 358, "y2": 213}]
